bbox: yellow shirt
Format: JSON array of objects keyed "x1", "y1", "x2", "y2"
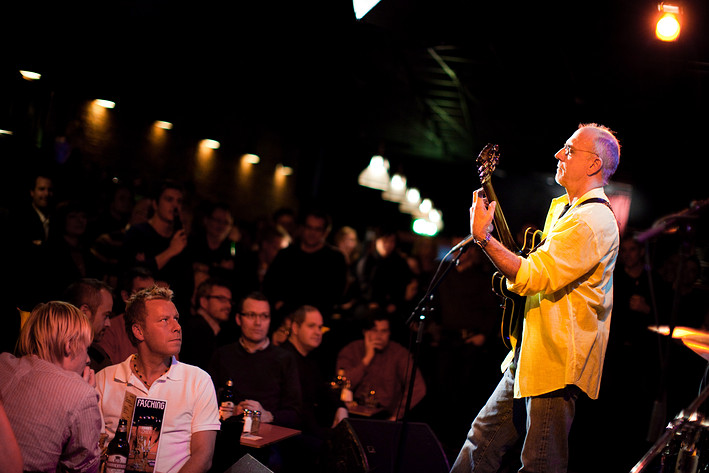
[{"x1": 503, "y1": 187, "x2": 619, "y2": 399}]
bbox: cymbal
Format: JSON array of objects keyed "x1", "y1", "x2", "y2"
[
  {"x1": 648, "y1": 325, "x2": 709, "y2": 340},
  {"x1": 682, "y1": 338, "x2": 709, "y2": 361},
  {"x1": 648, "y1": 325, "x2": 709, "y2": 360}
]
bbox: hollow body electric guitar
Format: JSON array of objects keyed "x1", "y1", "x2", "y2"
[{"x1": 476, "y1": 144, "x2": 541, "y2": 349}]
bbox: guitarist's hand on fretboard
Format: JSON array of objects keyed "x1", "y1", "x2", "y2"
[{"x1": 470, "y1": 189, "x2": 496, "y2": 242}]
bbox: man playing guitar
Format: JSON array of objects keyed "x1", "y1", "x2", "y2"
[{"x1": 451, "y1": 123, "x2": 621, "y2": 473}]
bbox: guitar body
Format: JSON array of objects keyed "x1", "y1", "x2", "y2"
[
  {"x1": 476, "y1": 144, "x2": 542, "y2": 349},
  {"x1": 491, "y1": 227, "x2": 542, "y2": 348}
]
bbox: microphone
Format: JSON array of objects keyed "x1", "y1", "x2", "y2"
[{"x1": 451, "y1": 234, "x2": 476, "y2": 253}]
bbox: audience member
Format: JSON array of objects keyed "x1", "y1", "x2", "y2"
[
  {"x1": 181, "y1": 278, "x2": 237, "y2": 370},
  {"x1": 209, "y1": 291, "x2": 302, "y2": 427},
  {"x1": 355, "y1": 226, "x2": 413, "y2": 319},
  {"x1": 0, "y1": 399, "x2": 22, "y2": 473},
  {"x1": 272, "y1": 207, "x2": 297, "y2": 242},
  {"x1": 96, "y1": 285, "x2": 220, "y2": 473},
  {"x1": 611, "y1": 235, "x2": 667, "y2": 349},
  {"x1": 96, "y1": 267, "x2": 156, "y2": 365},
  {"x1": 285, "y1": 308, "x2": 348, "y2": 428},
  {"x1": 90, "y1": 181, "x2": 134, "y2": 239},
  {"x1": 271, "y1": 313, "x2": 293, "y2": 347},
  {"x1": 280, "y1": 305, "x2": 348, "y2": 470},
  {"x1": 332, "y1": 225, "x2": 361, "y2": 318},
  {"x1": 120, "y1": 179, "x2": 192, "y2": 314},
  {"x1": 11, "y1": 171, "x2": 55, "y2": 309},
  {"x1": 15, "y1": 171, "x2": 55, "y2": 249},
  {"x1": 336, "y1": 310, "x2": 426, "y2": 420},
  {"x1": 263, "y1": 208, "x2": 347, "y2": 323},
  {"x1": 253, "y1": 222, "x2": 291, "y2": 287},
  {"x1": 188, "y1": 201, "x2": 259, "y2": 305},
  {"x1": 45, "y1": 200, "x2": 104, "y2": 299},
  {"x1": 429, "y1": 240, "x2": 504, "y2": 452},
  {"x1": 63, "y1": 278, "x2": 114, "y2": 371},
  {"x1": 91, "y1": 195, "x2": 150, "y2": 289},
  {"x1": 208, "y1": 291, "x2": 302, "y2": 472},
  {"x1": 0, "y1": 301, "x2": 102, "y2": 472}
]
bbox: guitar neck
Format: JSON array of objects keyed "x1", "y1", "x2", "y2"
[{"x1": 482, "y1": 180, "x2": 519, "y2": 253}]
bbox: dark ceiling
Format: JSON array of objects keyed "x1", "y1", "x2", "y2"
[{"x1": 4, "y1": 0, "x2": 709, "y2": 232}]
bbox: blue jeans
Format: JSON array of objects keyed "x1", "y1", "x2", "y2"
[{"x1": 450, "y1": 364, "x2": 579, "y2": 473}]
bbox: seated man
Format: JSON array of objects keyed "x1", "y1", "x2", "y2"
[
  {"x1": 336, "y1": 310, "x2": 426, "y2": 420},
  {"x1": 208, "y1": 292, "x2": 302, "y2": 472},
  {"x1": 63, "y1": 278, "x2": 114, "y2": 371},
  {"x1": 96, "y1": 285, "x2": 220, "y2": 473},
  {"x1": 180, "y1": 278, "x2": 237, "y2": 370},
  {"x1": 280, "y1": 306, "x2": 348, "y2": 469},
  {"x1": 96, "y1": 266, "x2": 156, "y2": 365},
  {"x1": 209, "y1": 291, "x2": 302, "y2": 428},
  {"x1": 0, "y1": 301, "x2": 102, "y2": 472},
  {"x1": 282, "y1": 305, "x2": 348, "y2": 434}
]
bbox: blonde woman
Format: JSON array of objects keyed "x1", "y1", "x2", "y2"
[{"x1": 0, "y1": 301, "x2": 102, "y2": 473}]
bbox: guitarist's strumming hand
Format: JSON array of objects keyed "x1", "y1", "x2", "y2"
[{"x1": 470, "y1": 188, "x2": 521, "y2": 281}]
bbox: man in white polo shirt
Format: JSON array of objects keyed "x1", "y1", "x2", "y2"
[{"x1": 96, "y1": 285, "x2": 220, "y2": 473}]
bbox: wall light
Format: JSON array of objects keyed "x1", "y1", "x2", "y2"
[
  {"x1": 243, "y1": 154, "x2": 260, "y2": 164},
  {"x1": 154, "y1": 121, "x2": 173, "y2": 130},
  {"x1": 0, "y1": 129, "x2": 13, "y2": 135},
  {"x1": 94, "y1": 99, "x2": 116, "y2": 109},
  {"x1": 277, "y1": 164, "x2": 293, "y2": 176},
  {"x1": 200, "y1": 139, "x2": 220, "y2": 150}
]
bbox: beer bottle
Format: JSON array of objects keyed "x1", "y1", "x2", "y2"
[
  {"x1": 219, "y1": 379, "x2": 235, "y2": 422},
  {"x1": 105, "y1": 418, "x2": 130, "y2": 473},
  {"x1": 331, "y1": 368, "x2": 353, "y2": 402}
]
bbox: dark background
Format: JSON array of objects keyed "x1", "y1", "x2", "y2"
[{"x1": 2, "y1": 0, "x2": 708, "y2": 236}]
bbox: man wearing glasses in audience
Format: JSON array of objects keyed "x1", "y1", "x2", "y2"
[
  {"x1": 209, "y1": 291, "x2": 302, "y2": 428},
  {"x1": 180, "y1": 278, "x2": 236, "y2": 370},
  {"x1": 208, "y1": 292, "x2": 302, "y2": 471}
]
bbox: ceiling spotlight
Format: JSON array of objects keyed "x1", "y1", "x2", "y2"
[
  {"x1": 19, "y1": 70, "x2": 41, "y2": 81},
  {"x1": 382, "y1": 173, "x2": 407, "y2": 202},
  {"x1": 353, "y1": 0, "x2": 381, "y2": 20},
  {"x1": 655, "y1": 3, "x2": 681, "y2": 42},
  {"x1": 399, "y1": 187, "x2": 422, "y2": 214},
  {"x1": 358, "y1": 155, "x2": 390, "y2": 190}
]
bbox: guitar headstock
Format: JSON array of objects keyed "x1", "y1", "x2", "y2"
[{"x1": 476, "y1": 143, "x2": 500, "y2": 184}]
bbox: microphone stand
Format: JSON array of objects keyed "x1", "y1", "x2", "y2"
[{"x1": 393, "y1": 244, "x2": 468, "y2": 473}]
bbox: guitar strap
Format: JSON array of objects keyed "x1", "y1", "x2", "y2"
[
  {"x1": 508, "y1": 197, "x2": 615, "y2": 347},
  {"x1": 529, "y1": 197, "x2": 614, "y2": 254}
]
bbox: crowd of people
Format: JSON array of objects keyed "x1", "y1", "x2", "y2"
[
  {"x1": 0, "y1": 171, "x2": 442, "y2": 473},
  {"x1": 1, "y1": 123, "x2": 709, "y2": 473}
]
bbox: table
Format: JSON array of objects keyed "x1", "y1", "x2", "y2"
[
  {"x1": 346, "y1": 402, "x2": 383, "y2": 417},
  {"x1": 239, "y1": 423, "x2": 301, "y2": 448}
]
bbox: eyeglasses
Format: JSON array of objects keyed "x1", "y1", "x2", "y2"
[
  {"x1": 240, "y1": 312, "x2": 271, "y2": 320},
  {"x1": 207, "y1": 295, "x2": 233, "y2": 304},
  {"x1": 562, "y1": 144, "x2": 598, "y2": 158}
]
